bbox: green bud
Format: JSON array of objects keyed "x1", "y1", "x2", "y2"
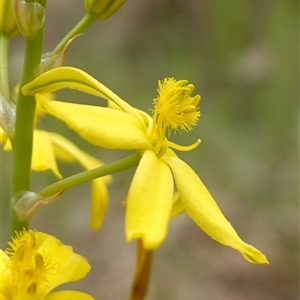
[
  {"x1": 0, "y1": 0, "x2": 19, "y2": 37},
  {"x1": 13, "y1": 190, "x2": 63, "y2": 221},
  {"x1": 13, "y1": 0, "x2": 45, "y2": 38},
  {"x1": 85, "y1": 0, "x2": 126, "y2": 20}
]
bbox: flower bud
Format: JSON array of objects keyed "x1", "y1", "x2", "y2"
[
  {"x1": 0, "y1": 0, "x2": 19, "y2": 37},
  {"x1": 13, "y1": 190, "x2": 64, "y2": 221},
  {"x1": 12, "y1": 0, "x2": 45, "y2": 38},
  {"x1": 85, "y1": 0, "x2": 126, "y2": 20}
]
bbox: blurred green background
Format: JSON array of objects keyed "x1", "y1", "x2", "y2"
[{"x1": 1, "y1": 0, "x2": 299, "y2": 299}]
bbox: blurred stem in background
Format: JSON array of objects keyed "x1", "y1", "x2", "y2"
[{"x1": 0, "y1": 35, "x2": 11, "y2": 102}]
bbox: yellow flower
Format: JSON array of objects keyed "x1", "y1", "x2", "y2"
[
  {"x1": 0, "y1": 229, "x2": 94, "y2": 300},
  {"x1": 1, "y1": 94, "x2": 110, "y2": 229},
  {"x1": 22, "y1": 67, "x2": 268, "y2": 264}
]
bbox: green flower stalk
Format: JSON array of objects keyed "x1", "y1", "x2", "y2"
[
  {"x1": 11, "y1": 0, "x2": 47, "y2": 233},
  {"x1": 85, "y1": 0, "x2": 127, "y2": 20}
]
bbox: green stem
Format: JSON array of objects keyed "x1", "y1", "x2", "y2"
[
  {"x1": 52, "y1": 13, "x2": 96, "y2": 55},
  {"x1": 0, "y1": 35, "x2": 11, "y2": 102},
  {"x1": 38, "y1": 152, "x2": 141, "y2": 198},
  {"x1": 11, "y1": 0, "x2": 47, "y2": 234}
]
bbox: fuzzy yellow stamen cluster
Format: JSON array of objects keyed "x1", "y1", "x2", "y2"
[
  {"x1": 6, "y1": 229, "x2": 51, "y2": 298},
  {"x1": 152, "y1": 78, "x2": 201, "y2": 140},
  {"x1": 1, "y1": 229, "x2": 92, "y2": 299}
]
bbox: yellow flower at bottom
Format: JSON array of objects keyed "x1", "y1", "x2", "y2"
[{"x1": 0, "y1": 229, "x2": 94, "y2": 300}]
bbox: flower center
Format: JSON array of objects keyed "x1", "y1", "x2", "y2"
[
  {"x1": 6, "y1": 229, "x2": 50, "y2": 299},
  {"x1": 151, "y1": 78, "x2": 201, "y2": 156}
]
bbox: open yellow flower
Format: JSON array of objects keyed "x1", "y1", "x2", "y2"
[
  {"x1": 0, "y1": 95, "x2": 110, "y2": 229},
  {"x1": 22, "y1": 67, "x2": 268, "y2": 264},
  {"x1": 0, "y1": 229, "x2": 94, "y2": 300}
]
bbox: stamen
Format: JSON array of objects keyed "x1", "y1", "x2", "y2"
[
  {"x1": 167, "y1": 139, "x2": 201, "y2": 152},
  {"x1": 152, "y1": 78, "x2": 201, "y2": 141},
  {"x1": 26, "y1": 281, "x2": 37, "y2": 294},
  {"x1": 6, "y1": 229, "x2": 51, "y2": 298},
  {"x1": 14, "y1": 244, "x2": 26, "y2": 262},
  {"x1": 35, "y1": 253, "x2": 44, "y2": 269}
]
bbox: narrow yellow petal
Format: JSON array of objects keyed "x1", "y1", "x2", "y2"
[
  {"x1": 22, "y1": 66, "x2": 143, "y2": 123},
  {"x1": 32, "y1": 130, "x2": 62, "y2": 178},
  {"x1": 46, "y1": 290, "x2": 95, "y2": 300},
  {"x1": 170, "y1": 192, "x2": 185, "y2": 217},
  {"x1": 49, "y1": 132, "x2": 110, "y2": 230},
  {"x1": 1, "y1": 126, "x2": 11, "y2": 150},
  {"x1": 126, "y1": 150, "x2": 173, "y2": 249},
  {"x1": 89, "y1": 179, "x2": 109, "y2": 230},
  {"x1": 0, "y1": 127, "x2": 7, "y2": 144},
  {"x1": 0, "y1": 250, "x2": 12, "y2": 296},
  {"x1": 164, "y1": 156, "x2": 268, "y2": 264},
  {"x1": 2, "y1": 139, "x2": 12, "y2": 151},
  {"x1": 49, "y1": 132, "x2": 111, "y2": 183},
  {"x1": 36, "y1": 94, "x2": 150, "y2": 150}
]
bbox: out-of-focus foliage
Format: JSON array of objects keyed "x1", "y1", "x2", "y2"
[{"x1": 1, "y1": 0, "x2": 298, "y2": 299}]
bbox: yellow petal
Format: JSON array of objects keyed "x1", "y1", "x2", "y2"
[
  {"x1": 22, "y1": 66, "x2": 143, "y2": 122},
  {"x1": 36, "y1": 94, "x2": 150, "y2": 150},
  {"x1": 0, "y1": 250, "x2": 12, "y2": 297},
  {"x1": 49, "y1": 132, "x2": 111, "y2": 230},
  {"x1": 126, "y1": 150, "x2": 173, "y2": 249},
  {"x1": 0, "y1": 127, "x2": 7, "y2": 144},
  {"x1": 49, "y1": 131, "x2": 111, "y2": 183},
  {"x1": 35, "y1": 231, "x2": 91, "y2": 292},
  {"x1": 1, "y1": 127, "x2": 11, "y2": 150},
  {"x1": 89, "y1": 179, "x2": 109, "y2": 230},
  {"x1": 46, "y1": 290, "x2": 95, "y2": 300},
  {"x1": 170, "y1": 192, "x2": 185, "y2": 218},
  {"x1": 0, "y1": 249, "x2": 10, "y2": 272},
  {"x1": 2, "y1": 139, "x2": 12, "y2": 151},
  {"x1": 32, "y1": 130, "x2": 62, "y2": 178},
  {"x1": 164, "y1": 156, "x2": 268, "y2": 264}
]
